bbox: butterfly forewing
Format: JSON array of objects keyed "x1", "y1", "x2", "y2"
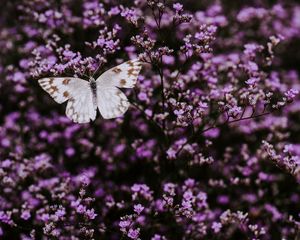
[
  {"x1": 95, "y1": 59, "x2": 142, "y2": 119},
  {"x1": 96, "y1": 59, "x2": 142, "y2": 88},
  {"x1": 38, "y1": 77, "x2": 86, "y2": 103}
]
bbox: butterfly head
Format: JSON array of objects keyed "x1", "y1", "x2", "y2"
[{"x1": 89, "y1": 76, "x2": 96, "y2": 83}]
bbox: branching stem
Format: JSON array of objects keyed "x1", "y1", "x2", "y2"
[{"x1": 176, "y1": 111, "x2": 272, "y2": 156}]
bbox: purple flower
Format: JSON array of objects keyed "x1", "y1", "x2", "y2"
[
  {"x1": 41, "y1": 213, "x2": 50, "y2": 222},
  {"x1": 228, "y1": 106, "x2": 243, "y2": 118},
  {"x1": 65, "y1": 147, "x2": 75, "y2": 157},
  {"x1": 21, "y1": 210, "x2": 31, "y2": 220},
  {"x1": 55, "y1": 209, "x2": 66, "y2": 218},
  {"x1": 86, "y1": 209, "x2": 97, "y2": 220},
  {"x1": 108, "y1": 7, "x2": 120, "y2": 16},
  {"x1": 173, "y1": 3, "x2": 183, "y2": 12},
  {"x1": 119, "y1": 219, "x2": 131, "y2": 229},
  {"x1": 212, "y1": 222, "x2": 222, "y2": 233},
  {"x1": 151, "y1": 234, "x2": 166, "y2": 240},
  {"x1": 76, "y1": 205, "x2": 86, "y2": 214},
  {"x1": 134, "y1": 204, "x2": 144, "y2": 215},
  {"x1": 245, "y1": 77, "x2": 260, "y2": 85},
  {"x1": 127, "y1": 228, "x2": 140, "y2": 240},
  {"x1": 285, "y1": 89, "x2": 299, "y2": 102}
]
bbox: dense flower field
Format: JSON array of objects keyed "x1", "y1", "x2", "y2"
[{"x1": 1, "y1": 0, "x2": 300, "y2": 239}]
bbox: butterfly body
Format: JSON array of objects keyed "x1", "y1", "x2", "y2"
[
  {"x1": 38, "y1": 59, "x2": 142, "y2": 123},
  {"x1": 89, "y1": 77, "x2": 98, "y2": 110}
]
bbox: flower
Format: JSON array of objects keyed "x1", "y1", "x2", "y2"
[
  {"x1": 86, "y1": 209, "x2": 97, "y2": 220},
  {"x1": 127, "y1": 228, "x2": 140, "y2": 240},
  {"x1": 134, "y1": 204, "x2": 144, "y2": 215},
  {"x1": 21, "y1": 210, "x2": 31, "y2": 220},
  {"x1": 212, "y1": 222, "x2": 222, "y2": 233},
  {"x1": 173, "y1": 3, "x2": 183, "y2": 12}
]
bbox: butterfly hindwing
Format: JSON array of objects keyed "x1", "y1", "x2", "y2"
[
  {"x1": 96, "y1": 59, "x2": 142, "y2": 88},
  {"x1": 97, "y1": 87, "x2": 130, "y2": 119},
  {"x1": 66, "y1": 91, "x2": 96, "y2": 123},
  {"x1": 38, "y1": 77, "x2": 96, "y2": 123}
]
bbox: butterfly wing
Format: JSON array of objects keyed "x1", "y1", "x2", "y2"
[
  {"x1": 38, "y1": 77, "x2": 85, "y2": 104},
  {"x1": 38, "y1": 77, "x2": 96, "y2": 123},
  {"x1": 96, "y1": 87, "x2": 130, "y2": 119},
  {"x1": 96, "y1": 58, "x2": 142, "y2": 88},
  {"x1": 95, "y1": 59, "x2": 142, "y2": 119},
  {"x1": 65, "y1": 92, "x2": 96, "y2": 123}
]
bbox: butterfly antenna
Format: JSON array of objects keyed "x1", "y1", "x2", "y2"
[
  {"x1": 92, "y1": 61, "x2": 102, "y2": 78},
  {"x1": 81, "y1": 72, "x2": 90, "y2": 79},
  {"x1": 63, "y1": 69, "x2": 87, "y2": 79}
]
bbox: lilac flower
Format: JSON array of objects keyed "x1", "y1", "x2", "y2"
[
  {"x1": 127, "y1": 228, "x2": 140, "y2": 240},
  {"x1": 76, "y1": 205, "x2": 86, "y2": 214},
  {"x1": 41, "y1": 213, "x2": 50, "y2": 222},
  {"x1": 228, "y1": 106, "x2": 243, "y2": 118},
  {"x1": 85, "y1": 209, "x2": 97, "y2": 220},
  {"x1": 151, "y1": 234, "x2": 167, "y2": 240},
  {"x1": 21, "y1": 210, "x2": 31, "y2": 220},
  {"x1": 55, "y1": 209, "x2": 66, "y2": 219},
  {"x1": 173, "y1": 3, "x2": 183, "y2": 12},
  {"x1": 285, "y1": 89, "x2": 299, "y2": 102},
  {"x1": 119, "y1": 219, "x2": 131, "y2": 229},
  {"x1": 245, "y1": 77, "x2": 260, "y2": 86},
  {"x1": 212, "y1": 222, "x2": 222, "y2": 233},
  {"x1": 134, "y1": 204, "x2": 144, "y2": 215}
]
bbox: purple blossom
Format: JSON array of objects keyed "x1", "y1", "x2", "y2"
[
  {"x1": 285, "y1": 89, "x2": 299, "y2": 102},
  {"x1": 127, "y1": 228, "x2": 140, "y2": 240},
  {"x1": 173, "y1": 3, "x2": 183, "y2": 12},
  {"x1": 21, "y1": 210, "x2": 31, "y2": 220},
  {"x1": 119, "y1": 219, "x2": 131, "y2": 229},
  {"x1": 55, "y1": 209, "x2": 66, "y2": 219},
  {"x1": 134, "y1": 204, "x2": 144, "y2": 215},
  {"x1": 151, "y1": 234, "x2": 166, "y2": 240},
  {"x1": 245, "y1": 77, "x2": 260, "y2": 85},
  {"x1": 85, "y1": 209, "x2": 97, "y2": 220},
  {"x1": 212, "y1": 222, "x2": 222, "y2": 233},
  {"x1": 76, "y1": 205, "x2": 86, "y2": 214}
]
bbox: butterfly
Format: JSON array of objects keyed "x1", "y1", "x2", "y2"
[{"x1": 38, "y1": 59, "x2": 142, "y2": 123}]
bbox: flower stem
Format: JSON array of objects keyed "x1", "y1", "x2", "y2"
[{"x1": 176, "y1": 111, "x2": 272, "y2": 156}]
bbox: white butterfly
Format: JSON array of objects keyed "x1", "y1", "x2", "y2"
[{"x1": 38, "y1": 59, "x2": 142, "y2": 123}]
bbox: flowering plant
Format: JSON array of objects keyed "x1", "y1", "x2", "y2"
[{"x1": 0, "y1": 0, "x2": 300, "y2": 239}]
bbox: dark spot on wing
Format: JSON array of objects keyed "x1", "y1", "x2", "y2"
[
  {"x1": 63, "y1": 78, "x2": 71, "y2": 85},
  {"x1": 112, "y1": 67, "x2": 122, "y2": 74},
  {"x1": 120, "y1": 79, "x2": 127, "y2": 86},
  {"x1": 63, "y1": 91, "x2": 69, "y2": 97}
]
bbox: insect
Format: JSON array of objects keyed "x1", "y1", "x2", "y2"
[{"x1": 38, "y1": 59, "x2": 142, "y2": 123}]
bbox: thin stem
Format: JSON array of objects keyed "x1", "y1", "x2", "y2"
[
  {"x1": 227, "y1": 111, "x2": 270, "y2": 124},
  {"x1": 157, "y1": 62, "x2": 166, "y2": 131},
  {"x1": 92, "y1": 61, "x2": 103, "y2": 78},
  {"x1": 149, "y1": 2, "x2": 167, "y2": 132},
  {"x1": 130, "y1": 101, "x2": 163, "y2": 131}
]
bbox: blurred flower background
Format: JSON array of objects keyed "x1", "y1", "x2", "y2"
[{"x1": 1, "y1": 0, "x2": 300, "y2": 239}]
